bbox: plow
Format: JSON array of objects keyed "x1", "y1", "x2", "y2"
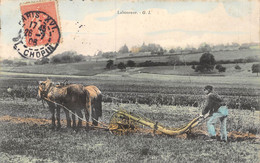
[
  {"x1": 103, "y1": 108, "x2": 258, "y2": 141},
  {"x1": 106, "y1": 108, "x2": 203, "y2": 136},
  {"x1": 92, "y1": 108, "x2": 257, "y2": 142}
]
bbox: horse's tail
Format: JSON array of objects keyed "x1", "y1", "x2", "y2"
[
  {"x1": 84, "y1": 85, "x2": 103, "y2": 126},
  {"x1": 95, "y1": 93, "x2": 102, "y2": 118},
  {"x1": 91, "y1": 91, "x2": 102, "y2": 126},
  {"x1": 87, "y1": 85, "x2": 102, "y2": 118}
]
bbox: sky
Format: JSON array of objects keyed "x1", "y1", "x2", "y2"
[{"x1": 0, "y1": 0, "x2": 259, "y2": 59}]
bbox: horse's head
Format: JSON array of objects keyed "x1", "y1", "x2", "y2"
[{"x1": 36, "y1": 79, "x2": 53, "y2": 101}]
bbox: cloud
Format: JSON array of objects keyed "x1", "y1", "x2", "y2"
[
  {"x1": 22, "y1": 1, "x2": 259, "y2": 58},
  {"x1": 0, "y1": 42, "x2": 18, "y2": 59}
]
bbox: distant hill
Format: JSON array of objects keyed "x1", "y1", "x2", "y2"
[
  {"x1": 1, "y1": 61, "x2": 108, "y2": 76},
  {"x1": 114, "y1": 49, "x2": 260, "y2": 64},
  {"x1": 1, "y1": 49, "x2": 259, "y2": 77}
]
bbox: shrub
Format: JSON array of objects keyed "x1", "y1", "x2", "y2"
[
  {"x1": 215, "y1": 64, "x2": 226, "y2": 72},
  {"x1": 234, "y1": 58, "x2": 246, "y2": 63},
  {"x1": 61, "y1": 54, "x2": 73, "y2": 63},
  {"x1": 127, "y1": 60, "x2": 136, "y2": 67},
  {"x1": 218, "y1": 66, "x2": 226, "y2": 72},
  {"x1": 106, "y1": 60, "x2": 114, "y2": 69},
  {"x1": 14, "y1": 61, "x2": 27, "y2": 66},
  {"x1": 169, "y1": 49, "x2": 175, "y2": 53},
  {"x1": 235, "y1": 65, "x2": 241, "y2": 70},
  {"x1": 195, "y1": 52, "x2": 216, "y2": 72},
  {"x1": 215, "y1": 64, "x2": 222, "y2": 70},
  {"x1": 2, "y1": 59, "x2": 13, "y2": 65},
  {"x1": 34, "y1": 57, "x2": 50, "y2": 65},
  {"x1": 246, "y1": 56, "x2": 259, "y2": 62},
  {"x1": 50, "y1": 51, "x2": 84, "y2": 64},
  {"x1": 138, "y1": 61, "x2": 169, "y2": 67},
  {"x1": 252, "y1": 63, "x2": 260, "y2": 76},
  {"x1": 102, "y1": 52, "x2": 117, "y2": 58},
  {"x1": 50, "y1": 56, "x2": 61, "y2": 64},
  {"x1": 117, "y1": 62, "x2": 126, "y2": 70},
  {"x1": 187, "y1": 61, "x2": 199, "y2": 66},
  {"x1": 74, "y1": 54, "x2": 85, "y2": 62},
  {"x1": 194, "y1": 65, "x2": 203, "y2": 72}
]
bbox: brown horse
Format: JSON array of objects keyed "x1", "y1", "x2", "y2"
[
  {"x1": 37, "y1": 79, "x2": 90, "y2": 130},
  {"x1": 84, "y1": 85, "x2": 102, "y2": 126}
]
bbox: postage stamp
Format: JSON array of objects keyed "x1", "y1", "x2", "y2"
[{"x1": 13, "y1": 1, "x2": 61, "y2": 59}]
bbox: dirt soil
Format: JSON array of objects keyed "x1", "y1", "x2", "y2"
[{"x1": 1, "y1": 115, "x2": 258, "y2": 142}]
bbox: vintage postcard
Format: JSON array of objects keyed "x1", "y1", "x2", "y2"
[{"x1": 0, "y1": 0, "x2": 259, "y2": 162}]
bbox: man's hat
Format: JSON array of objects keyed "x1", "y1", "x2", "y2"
[{"x1": 204, "y1": 85, "x2": 213, "y2": 92}]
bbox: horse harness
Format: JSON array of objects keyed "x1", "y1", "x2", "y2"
[{"x1": 39, "y1": 82, "x2": 53, "y2": 99}]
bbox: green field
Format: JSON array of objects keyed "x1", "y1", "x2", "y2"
[{"x1": 0, "y1": 98, "x2": 259, "y2": 162}]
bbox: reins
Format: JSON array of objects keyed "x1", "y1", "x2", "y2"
[
  {"x1": 42, "y1": 97, "x2": 86, "y2": 122},
  {"x1": 41, "y1": 96, "x2": 108, "y2": 128}
]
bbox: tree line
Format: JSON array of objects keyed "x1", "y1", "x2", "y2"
[
  {"x1": 97, "y1": 42, "x2": 258, "y2": 59},
  {"x1": 1, "y1": 51, "x2": 85, "y2": 66},
  {"x1": 106, "y1": 52, "x2": 260, "y2": 75},
  {"x1": 35, "y1": 51, "x2": 85, "y2": 64}
]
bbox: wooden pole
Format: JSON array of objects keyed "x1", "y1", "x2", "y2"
[{"x1": 115, "y1": 110, "x2": 201, "y2": 136}]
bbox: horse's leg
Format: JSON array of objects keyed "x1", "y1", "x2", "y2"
[
  {"x1": 64, "y1": 109, "x2": 71, "y2": 128},
  {"x1": 89, "y1": 101, "x2": 93, "y2": 126},
  {"x1": 84, "y1": 109, "x2": 90, "y2": 131},
  {"x1": 85, "y1": 99, "x2": 91, "y2": 131},
  {"x1": 56, "y1": 106, "x2": 61, "y2": 130},
  {"x1": 76, "y1": 109, "x2": 83, "y2": 129},
  {"x1": 71, "y1": 110, "x2": 77, "y2": 129},
  {"x1": 97, "y1": 94, "x2": 102, "y2": 118},
  {"x1": 49, "y1": 105, "x2": 56, "y2": 129},
  {"x1": 92, "y1": 99, "x2": 98, "y2": 126}
]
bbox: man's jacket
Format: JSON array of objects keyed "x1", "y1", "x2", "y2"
[{"x1": 202, "y1": 92, "x2": 223, "y2": 116}]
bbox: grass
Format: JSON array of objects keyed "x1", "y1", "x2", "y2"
[
  {"x1": 0, "y1": 98, "x2": 259, "y2": 162},
  {"x1": 1, "y1": 123, "x2": 252, "y2": 162},
  {"x1": 1, "y1": 124, "x2": 258, "y2": 162}
]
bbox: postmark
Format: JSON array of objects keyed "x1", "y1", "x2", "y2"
[{"x1": 13, "y1": 1, "x2": 61, "y2": 59}]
